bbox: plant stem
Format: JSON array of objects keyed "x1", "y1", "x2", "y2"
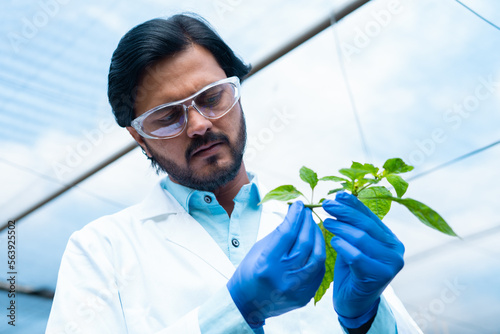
[
  {"x1": 286, "y1": 202, "x2": 323, "y2": 208},
  {"x1": 356, "y1": 184, "x2": 371, "y2": 195},
  {"x1": 312, "y1": 209, "x2": 324, "y2": 224}
]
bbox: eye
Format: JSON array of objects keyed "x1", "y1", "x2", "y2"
[
  {"x1": 150, "y1": 106, "x2": 183, "y2": 126},
  {"x1": 197, "y1": 87, "x2": 224, "y2": 107}
]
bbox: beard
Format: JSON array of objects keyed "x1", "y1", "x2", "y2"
[{"x1": 144, "y1": 112, "x2": 247, "y2": 192}]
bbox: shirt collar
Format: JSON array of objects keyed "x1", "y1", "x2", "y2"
[{"x1": 160, "y1": 172, "x2": 261, "y2": 214}]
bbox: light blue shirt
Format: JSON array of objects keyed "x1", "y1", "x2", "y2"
[{"x1": 160, "y1": 172, "x2": 261, "y2": 267}]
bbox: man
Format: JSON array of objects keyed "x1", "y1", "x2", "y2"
[{"x1": 47, "y1": 14, "x2": 421, "y2": 333}]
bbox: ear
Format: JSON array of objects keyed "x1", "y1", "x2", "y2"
[{"x1": 126, "y1": 126, "x2": 152, "y2": 158}]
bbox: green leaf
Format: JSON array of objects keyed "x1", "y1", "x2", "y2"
[
  {"x1": 386, "y1": 174, "x2": 409, "y2": 198},
  {"x1": 388, "y1": 197, "x2": 458, "y2": 237},
  {"x1": 339, "y1": 168, "x2": 371, "y2": 181},
  {"x1": 300, "y1": 166, "x2": 318, "y2": 190},
  {"x1": 358, "y1": 186, "x2": 393, "y2": 220},
  {"x1": 351, "y1": 162, "x2": 379, "y2": 176},
  {"x1": 259, "y1": 185, "x2": 304, "y2": 204},
  {"x1": 315, "y1": 222, "x2": 337, "y2": 304},
  {"x1": 383, "y1": 158, "x2": 414, "y2": 174},
  {"x1": 341, "y1": 181, "x2": 353, "y2": 192},
  {"x1": 319, "y1": 175, "x2": 348, "y2": 182},
  {"x1": 327, "y1": 188, "x2": 344, "y2": 195},
  {"x1": 357, "y1": 177, "x2": 379, "y2": 188}
]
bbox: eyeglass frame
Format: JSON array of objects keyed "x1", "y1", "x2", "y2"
[{"x1": 131, "y1": 76, "x2": 241, "y2": 139}]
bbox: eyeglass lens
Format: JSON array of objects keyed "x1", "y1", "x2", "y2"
[{"x1": 143, "y1": 82, "x2": 236, "y2": 138}]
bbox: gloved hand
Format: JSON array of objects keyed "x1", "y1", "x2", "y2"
[
  {"x1": 227, "y1": 201, "x2": 326, "y2": 328},
  {"x1": 322, "y1": 192, "x2": 405, "y2": 329}
]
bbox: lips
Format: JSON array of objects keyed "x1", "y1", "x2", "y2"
[
  {"x1": 190, "y1": 141, "x2": 224, "y2": 157},
  {"x1": 185, "y1": 132, "x2": 230, "y2": 162}
]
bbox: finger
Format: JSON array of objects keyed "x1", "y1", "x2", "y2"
[
  {"x1": 271, "y1": 201, "x2": 305, "y2": 255},
  {"x1": 302, "y1": 218, "x2": 326, "y2": 269},
  {"x1": 330, "y1": 236, "x2": 381, "y2": 280},
  {"x1": 330, "y1": 237, "x2": 403, "y2": 284},
  {"x1": 292, "y1": 223, "x2": 326, "y2": 298},
  {"x1": 326, "y1": 222, "x2": 404, "y2": 262},
  {"x1": 335, "y1": 192, "x2": 393, "y2": 234},
  {"x1": 322, "y1": 200, "x2": 396, "y2": 244},
  {"x1": 288, "y1": 208, "x2": 316, "y2": 265},
  {"x1": 330, "y1": 236, "x2": 362, "y2": 266}
]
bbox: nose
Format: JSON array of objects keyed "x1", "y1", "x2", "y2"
[{"x1": 185, "y1": 105, "x2": 213, "y2": 138}]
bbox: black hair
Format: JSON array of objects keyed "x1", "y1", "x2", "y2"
[{"x1": 107, "y1": 13, "x2": 251, "y2": 127}]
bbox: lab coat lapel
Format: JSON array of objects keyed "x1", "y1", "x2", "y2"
[
  {"x1": 137, "y1": 183, "x2": 236, "y2": 279},
  {"x1": 164, "y1": 203, "x2": 286, "y2": 279},
  {"x1": 165, "y1": 211, "x2": 236, "y2": 279},
  {"x1": 136, "y1": 181, "x2": 287, "y2": 279}
]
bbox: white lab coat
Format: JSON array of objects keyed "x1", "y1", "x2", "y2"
[{"x1": 46, "y1": 182, "x2": 422, "y2": 334}]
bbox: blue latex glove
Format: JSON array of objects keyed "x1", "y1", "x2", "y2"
[
  {"x1": 322, "y1": 192, "x2": 405, "y2": 329},
  {"x1": 227, "y1": 201, "x2": 326, "y2": 328}
]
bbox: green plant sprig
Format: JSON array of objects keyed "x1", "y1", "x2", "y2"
[{"x1": 259, "y1": 158, "x2": 458, "y2": 304}]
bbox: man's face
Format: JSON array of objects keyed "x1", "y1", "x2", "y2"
[{"x1": 129, "y1": 44, "x2": 246, "y2": 192}]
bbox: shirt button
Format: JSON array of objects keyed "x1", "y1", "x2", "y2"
[
  {"x1": 204, "y1": 195, "x2": 212, "y2": 204},
  {"x1": 231, "y1": 238, "x2": 240, "y2": 248}
]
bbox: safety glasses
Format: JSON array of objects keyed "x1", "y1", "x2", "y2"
[{"x1": 131, "y1": 76, "x2": 241, "y2": 139}]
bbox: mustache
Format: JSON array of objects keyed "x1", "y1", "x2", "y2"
[{"x1": 185, "y1": 132, "x2": 230, "y2": 162}]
